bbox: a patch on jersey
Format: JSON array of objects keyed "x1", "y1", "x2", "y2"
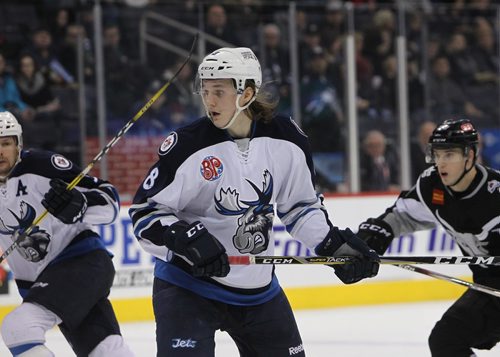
[
  {"x1": 432, "y1": 189, "x2": 444, "y2": 205},
  {"x1": 200, "y1": 156, "x2": 223, "y2": 181},
  {"x1": 158, "y1": 132, "x2": 177, "y2": 156},
  {"x1": 487, "y1": 180, "x2": 500, "y2": 194},
  {"x1": 51, "y1": 154, "x2": 72, "y2": 170}
]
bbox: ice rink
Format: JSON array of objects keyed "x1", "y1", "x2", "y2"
[{"x1": 1, "y1": 300, "x2": 499, "y2": 356}]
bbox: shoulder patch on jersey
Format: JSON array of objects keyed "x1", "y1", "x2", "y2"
[
  {"x1": 51, "y1": 154, "x2": 72, "y2": 170},
  {"x1": 158, "y1": 132, "x2": 177, "y2": 156},
  {"x1": 200, "y1": 156, "x2": 223, "y2": 181},
  {"x1": 487, "y1": 180, "x2": 500, "y2": 194}
]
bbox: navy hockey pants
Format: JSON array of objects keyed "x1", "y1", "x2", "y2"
[{"x1": 153, "y1": 278, "x2": 305, "y2": 356}]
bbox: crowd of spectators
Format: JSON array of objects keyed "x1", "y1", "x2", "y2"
[{"x1": 0, "y1": 0, "x2": 498, "y2": 192}]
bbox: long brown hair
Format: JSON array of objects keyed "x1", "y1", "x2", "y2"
[{"x1": 242, "y1": 80, "x2": 278, "y2": 124}]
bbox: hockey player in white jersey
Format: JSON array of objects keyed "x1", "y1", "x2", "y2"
[
  {"x1": 0, "y1": 111, "x2": 133, "y2": 356},
  {"x1": 356, "y1": 118, "x2": 500, "y2": 356},
  {"x1": 129, "y1": 47, "x2": 379, "y2": 356}
]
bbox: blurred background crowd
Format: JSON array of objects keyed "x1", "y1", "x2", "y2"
[{"x1": 0, "y1": 0, "x2": 499, "y2": 199}]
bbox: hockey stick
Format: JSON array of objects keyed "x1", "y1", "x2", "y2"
[
  {"x1": 0, "y1": 35, "x2": 199, "y2": 264},
  {"x1": 396, "y1": 264, "x2": 500, "y2": 298},
  {"x1": 228, "y1": 255, "x2": 500, "y2": 266}
]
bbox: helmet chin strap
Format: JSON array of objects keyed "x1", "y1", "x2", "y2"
[
  {"x1": 447, "y1": 153, "x2": 476, "y2": 188},
  {"x1": 205, "y1": 94, "x2": 256, "y2": 130},
  {"x1": 221, "y1": 94, "x2": 256, "y2": 130}
]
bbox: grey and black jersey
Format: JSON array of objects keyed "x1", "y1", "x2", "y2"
[{"x1": 380, "y1": 165, "x2": 500, "y2": 288}]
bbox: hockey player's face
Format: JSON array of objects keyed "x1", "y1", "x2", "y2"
[
  {"x1": 0, "y1": 136, "x2": 18, "y2": 176},
  {"x1": 200, "y1": 79, "x2": 238, "y2": 128},
  {"x1": 433, "y1": 148, "x2": 467, "y2": 185}
]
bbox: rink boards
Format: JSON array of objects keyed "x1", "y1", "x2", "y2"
[{"x1": 0, "y1": 194, "x2": 470, "y2": 322}]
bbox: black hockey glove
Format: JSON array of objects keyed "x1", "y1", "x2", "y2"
[
  {"x1": 42, "y1": 179, "x2": 88, "y2": 224},
  {"x1": 315, "y1": 227, "x2": 380, "y2": 284},
  {"x1": 164, "y1": 221, "x2": 230, "y2": 278},
  {"x1": 13, "y1": 228, "x2": 51, "y2": 262},
  {"x1": 357, "y1": 218, "x2": 395, "y2": 255}
]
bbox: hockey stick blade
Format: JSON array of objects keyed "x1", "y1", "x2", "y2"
[
  {"x1": 228, "y1": 255, "x2": 500, "y2": 266},
  {"x1": 0, "y1": 35, "x2": 199, "y2": 264}
]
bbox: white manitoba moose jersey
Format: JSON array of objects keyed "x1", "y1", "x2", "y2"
[
  {"x1": 130, "y1": 115, "x2": 333, "y2": 305},
  {"x1": 0, "y1": 149, "x2": 119, "y2": 293}
]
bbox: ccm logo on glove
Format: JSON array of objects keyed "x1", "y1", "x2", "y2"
[
  {"x1": 186, "y1": 223, "x2": 205, "y2": 238},
  {"x1": 358, "y1": 222, "x2": 392, "y2": 238}
]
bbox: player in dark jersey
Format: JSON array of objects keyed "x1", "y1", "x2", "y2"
[
  {"x1": 356, "y1": 118, "x2": 500, "y2": 356},
  {"x1": 129, "y1": 47, "x2": 379, "y2": 356},
  {"x1": 0, "y1": 111, "x2": 133, "y2": 356}
]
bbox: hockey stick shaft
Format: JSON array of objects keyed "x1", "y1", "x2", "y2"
[
  {"x1": 0, "y1": 35, "x2": 198, "y2": 264},
  {"x1": 396, "y1": 264, "x2": 500, "y2": 298},
  {"x1": 228, "y1": 255, "x2": 500, "y2": 266}
]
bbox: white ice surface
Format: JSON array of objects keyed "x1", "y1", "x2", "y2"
[{"x1": 1, "y1": 300, "x2": 499, "y2": 356}]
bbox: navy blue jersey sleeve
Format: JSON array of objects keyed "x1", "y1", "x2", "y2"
[{"x1": 13, "y1": 149, "x2": 119, "y2": 224}]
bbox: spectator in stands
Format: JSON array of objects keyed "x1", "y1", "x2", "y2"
[
  {"x1": 258, "y1": 23, "x2": 291, "y2": 115},
  {"x1": 319, "y1": 0, "x2": 345, "y2": 49},
  {"x1": 470, "y1": 19, "x2": 498, "y2": 85},
  {"x1": 103, "y1": 23, "x2": 145, "y2": 120},
  {"x1": 428, "y1": 55, "x2": 484, "y2": 123},
  {"x1": 371, "y1": 55, "x2": 397, "y2": 134},
  {"x1": 466, "y1": 18, "x2": 500, "y2": 127},
  {"x1": 0, "y1": 53, "x2": 34, "y2": 122},
  {"x1": 226, "y1": 0, "x2": 263, "y2": 47},
  {"x1": 299, "y1": 23, "x2": 323, "y2": 75},
  {"x1": 360, "y1": 130, "x2": 400, "y2": 192},
  {"x1": 16, "y1": 54, "x2": 60, "y2": 117},
  {"x1": 362, "y1": 9, "x2": 395, "y2": 76},
  {"x1": 58, "y1": 23, "x2": 94, "y2": 82},
  {"x1": 16, "y1": 53, "x2": 60, "y2": 150},
  {"x1": 123, "y1": 80, "x2": 171, "y2": 137},
  {"x1": 22, "y1": 27, "x2": 74, "y2": 86},
  {"x1": 410, "y1": 121, "x2": 437, "y2": 184},
  {"x1": 445, "y1": 32, "x2": 477, "y2": 87},
  {"x1": 161, "y1": 58, "x2": 198, "y2": 129},
  {"x1": 300, "y1": 46, "x2": 344, "y2": 152},
  {"x1": 204, "y1": 4, "x2": 238, "y2": 52},
  {"x1": 48, "y1": 8, "x2": 74, "y2": 48}
]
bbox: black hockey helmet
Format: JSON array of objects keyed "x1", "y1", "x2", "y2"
[
  {"x1": 426, "y1": 119, "x2": 478, "y2": 163},
  {"x1": 428, "y1": 118, "x2": 478, "y2": 147}
]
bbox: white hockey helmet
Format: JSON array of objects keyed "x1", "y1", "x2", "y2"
[
  {"x1": 197, "y1": 47, "x2": 262, "y2": 95},
  {"x1": 0, "y1": 111, "x2": 23, "y2": 148}
]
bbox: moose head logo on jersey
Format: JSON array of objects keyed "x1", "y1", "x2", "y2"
[
  {"x1": 0, "y1": 201, "x2": 51, "y2": 260},
  {"x1": 215, "y1": 170, "x2": 274, "y2": 254},
  {"x1": 0, "y1": 201, "x2": 36, "y2": 234}
]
